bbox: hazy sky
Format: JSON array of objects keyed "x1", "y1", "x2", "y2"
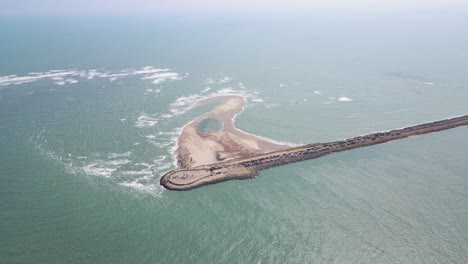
[{"x1": 2, "y1": 0, "x2": 468, "y2": 15}]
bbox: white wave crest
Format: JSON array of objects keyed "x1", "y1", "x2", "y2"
[
  {"x1": 30, "y1": 129, "x2": 168, "y2": 196},
  {"x1": 0, "y1": 70, "x2": 80, "y2": 87},
  {"x1": 82, "y1": 159, "x2": 131, "y2": 178},
  {"x1": 131, "y1": 66, "x2": 170, "y2": 75},
  {"x1": 135, "y1": 113, "x2": 159, "y2": 128},
  {"x1": 108, "y1": 151, "x2": 132, "y2": 159},
  {"x1": 119, "y1": 180, "x2": 163, "y2": 194},
  {"x1": 146, "y1": 88, "x2": 161, "y2": 93},
  {"x1": 0, "y1": 66, "x2": 186, "y2": 88},
  {"x1": 148, "y1": 140, "x2": 172, "y2": 148},
  {"x1": 337, "y1": 97, "x2": 353, "y2": 102},
  {"x1": 205, "y1": 76, "x2": 232, "y2": 85},
  {"x1": 142, "y1": 72, "x2": 182, "y2": 84}
]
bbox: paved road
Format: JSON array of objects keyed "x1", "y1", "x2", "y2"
[{"x1": 161, "y1": 115, "x2": 468, "y2": 191}]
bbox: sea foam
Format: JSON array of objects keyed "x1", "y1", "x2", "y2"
[
  {"x1": 337, "y1": 97, "x2": 353, "y2": 102},
  {"x1": 82, "y1": 159, "x2": 131, "y2": 178},
  {"x1": 135, "y1": 113, "x2": 160, "y2": 128},
  {"x1": 0, "y1": 66, "x2": 185, "y2": 88},
  {"x1": 205, "y1": 76, "x2": 232, "y2": 85},
  {"x1": 142, "y1": 72, "x2": 182, "y2": 84}
]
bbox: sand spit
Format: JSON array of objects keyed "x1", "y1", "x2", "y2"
[
  {"x1": 162, "y1": 114, "x2": 468, "y2": 191},
  {"x1": 176, "y1": 95, "x2": 291, "y2": 168}
]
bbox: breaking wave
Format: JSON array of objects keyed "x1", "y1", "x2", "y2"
[
  {"x1": 27, "y1": 75, "x2": 284, "y2": 196},
  {"x1": 337, "y1": 97, "x2": 353, "y2": 102},
  {"x1": 29, "y1": 129, "x2": 168, "y2": 196},
  {"x1": 142, "y1": 72, "x2": 185, "y2": 84},
  {"x1": 205, "y1": 76, "x2": 232, "y2": 85},
  {"x1": 169, "y1": 87, "x2": 259, "y2": 117},
  {"x1": 83, "y1": 159, "x2": 131, "y2": 178},
  {"x1": 135, "y1": 113, "x2": 161, "y2": 128},
  {"x1": 149, "y1": 83, "x2": 300, "y2": 166},
  {"x1": 0, "y1": 70, "x2": 80, "y2": 87},
  {"x1": 0, "y1": 66, "x2": 185, "y2": 88}
]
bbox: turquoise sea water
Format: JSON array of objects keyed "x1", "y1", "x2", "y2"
[{"x1": 1, "y1": 13, "x2": 467, "y2": 263}]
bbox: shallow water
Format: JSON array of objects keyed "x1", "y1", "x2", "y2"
[
  {"x1": 0, "y1": 13, "x2": 467, "y2": 263},
  {"x1": 197, "y1": 118, "x2": 223, "y2": 133}
]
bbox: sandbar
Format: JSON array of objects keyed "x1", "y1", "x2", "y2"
[{"x1": 176, "y1": 95, "x2": 290, "y2": 168}]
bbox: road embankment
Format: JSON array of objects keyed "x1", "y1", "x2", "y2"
[{"x1": 161, "y1": 115, "x2": 468, "y2": 191}]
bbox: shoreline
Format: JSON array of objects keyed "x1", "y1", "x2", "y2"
[
  {"x1": 175, "y1": 95, "x2": 291, "y2": 169},
  {"x1": 162, "y1": 115, "x2": 468, "y2": 190}
]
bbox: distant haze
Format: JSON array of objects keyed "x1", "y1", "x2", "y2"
[{"x1": 2, "y1": 0, "x2": 468, "y2": 15}]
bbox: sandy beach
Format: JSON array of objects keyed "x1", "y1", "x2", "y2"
[{"x1": 176, "y1": 95, "x2": 290, "y2": 168}]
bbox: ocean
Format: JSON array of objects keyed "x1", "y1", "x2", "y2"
[{"x1": 0, "y1": 12, "x2": 467, "y2": 263}]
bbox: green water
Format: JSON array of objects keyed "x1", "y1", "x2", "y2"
[
  {"x1": 197, "y1": 118, "x2": 223, "y2": 133},
  {"x1": 1, "y1": 13, "x2": 467, "y2": 263}
]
